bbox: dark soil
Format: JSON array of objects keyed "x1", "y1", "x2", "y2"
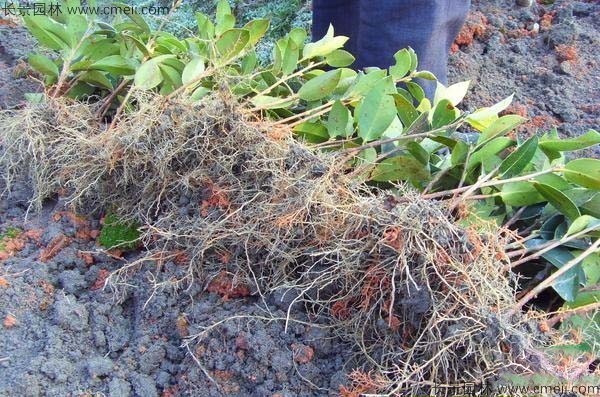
[
  {"x1": 0, "y1": 187, "x2": 351, "y2": 397},
  {"x1": 449, "y1": 0, "x2": 599, "y2": 155},
  {"x1": 0, "y1": 0, "x2": 598, "y2": 396}
]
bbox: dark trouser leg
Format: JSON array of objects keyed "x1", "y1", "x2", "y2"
[
  {"x1": 311, "y1": 0, "x2": 360, "y2": 57},
  {"x1": 356, "y1": 0, "x2": 470, "y2": 98}
]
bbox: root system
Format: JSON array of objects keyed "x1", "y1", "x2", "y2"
[{"x1": 0, "y1": 92, "x2": 558, "y2": 394}]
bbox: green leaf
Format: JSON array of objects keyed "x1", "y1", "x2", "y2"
[
  {"x1": 370, "y1": 155, "x2": 429, "y2": 183},
  {"x1": 501, "y1": 182, "x2": 544, "y2": 206},
  {"x1": 29, "y1": 53, "x2": 59, "y2": 78},
  {"x1": 393, "y1": 94, "x2": 418, "y2": 128},
  {"x1": 564, "y1": 159, "x2": 600, "y2": 189},
  {"x1": 406, "y1": 81, "x2": 425, "y2": 103},
  {"x1": 251, "y1": 95, "x2": 296, "y2": 110},
  {"x1": 358, "y1": 84, "x2": 397, "y2": 142},
  {"x1": 113, "y1": 2, "x2": 150, "y2": 33},
  {"x1": 451, "y1": 141, "x2": 469, "y2": 166},
  {"x1": 345, "y1": 69, "x2": 387, "y2": 98},
  {"x1": 243, "y1": 19, "x2": 270, "y2": 45},
  {"x1": 478, "y1": 115, "x2": 526, "y2": 143},
  {"x1": 134, "y1": 59, "x2": 163, "y2": 89},
  {"x1": 292, "y1": 122, "x2": 329, "y2": 143},
  {"x1": 79, "y1": 70, "x2": 113, "y2": 90},
  {"x1": 216, "y1": 29, "x2": 250, "y2": 64},
  {"x1": 181, "y1": 57, "x2": 205, "y2": 85},
  {"x1": 431, "y1": 99, "x2": 457, "y2": 129},
  {"x1": 23, "y1": 15, "x2": 70, "y2": 50},
  {"x1": 581, "y1": 194, "x2": 600, "y2": 218},
  {"x1": 499, "y1": 135, "x2": 538, "y2": 178},
  {"x1": 302, "y1": 24, "x2": 348, "y2": 59},
  {"x1": 566, "y1": 215, "x2": 600, "y2": 237},
  {"x1": 89, "y1": 55, "x2": 135, "y2": 75},
  {"x1": 433, "y1": 80, "x2": 470, "y2": 106},
  {"x1": 412, "y1": 71, "x2": 436, "y2": 81},
  {"x1": 326, "y1": 100, "x2": 351, "y2": 138},
  {"x1": 159, "y1": 64, "x2": 182, "y2": 88},
  {"x1": 273, "y1": 37, "x2": 300, "y2": 75},
  {"x1": 466, "y1": 94, "x2": 514, "y2": 131},
  {"x1": 540, "y1": 130, "x2": 600, "y2": 152},
  {"x1": 325, "y1": 50, "x2": 355, "y2": 67},
  {"x1": 389, "y1": 49, "x2": 411, "y2": 80},
  {"x1": 468, "y1": 137, "x2": 514, "y2": 171},
  {"x1": 297, "y1": 69, "x2": 342, "y2": 101},
  {"x1": 216, "y1": 0, "x2": 235, "y2": 35},
  {"x1": 580, "y1": 253, "x2": 600, "y2": 286},
  {"x1": 543, "y1": 248, "x2": 580, "y2": 302},
  {"x1": 196, "y1": 12, "x2": 215, "y2": 39},
  {"x1": 533, "y1": 182, "x2": 581, "y2": 221},
  {"x1": 190, "y1": 86, "x2": 211, "y2": 101}
]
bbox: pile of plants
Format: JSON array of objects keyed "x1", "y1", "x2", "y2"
[{"x1": 1, "y1": 1, "x2": 600, "y2": 394}]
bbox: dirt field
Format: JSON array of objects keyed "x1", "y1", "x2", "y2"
[{"x1": 0, "y1": 1, "x2": 598, "y2": 396}]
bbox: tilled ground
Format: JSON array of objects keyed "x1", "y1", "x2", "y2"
[{"x1": 0, "y1": 184, "x2": 351, "y2": 396}]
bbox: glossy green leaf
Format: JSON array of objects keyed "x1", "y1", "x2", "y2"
[
  {"x1": 389, "y1": 49, "x2": 411, "y2": 80},
  {"x1": 181, "y1": 57, "x2": 205, "y2": 85},
  {"x1": 370, "y1": 155, "x2": 429, "y2": 183},
  {"x1": 23, "y1": 15, "x2": 70, "y2": 50},
  {"x1": 431, "y1": 99, "x2": 457, "y2": 129},
  {"x1": 393, "y1": 94, "x2": 418, "y2": 128},
  {"x1": 478, "y1": 115, "x2": 526, "y2": 143},
  {"x1": 406, "y1": 81, "x2": 425, "y2": 103},
  {"x1": 325, "y1": 50, "x2": 355, "y2": 67},
  {"x1": 358, "y1": 84, "x2": 397, "y2": 142},
  {"x1": 500, "y1": 182, "x2": 544, "y2": 206},
  {"x1": 195, "y1": 12, "x2": 215, "y2": 39},
  {"x1": 298, "y1": 69, "x2": 342, "y2": 101},
  {"x1": 466, "y1": 94, "x2": 514, "y2": 131},
  {"x1": 345, "y1": 70, "x2": 387, "y2": 98},
  {"x1": 251, "y1": 95, "x2": 296, "y2": 110},
  {"x1": 326, "y1": 100, "x2": 351, "y2": 138},
  {"x1": 134, "y1": 59, "x2": 162, "y2": 89},
  {"x1": 303, "y1": 24, "x2": 348, "y2": 59},
  {"x1": 216, "y1": 0, "x2": 235, "y2": 35},
  {"x1": 79, "y1": 70, "x2": 113, "y2": 90},
  {"x1": 113, "y1": 2, "x2": 150, "y2": 33},
  {"x1": 29, "y1": 53, "x2": 59, "y2": 78},
  {"x1": 540, "y1": 130, "x2": 600, "y2": 152},
  {"x1": 433, "y1": 80, "x2": 470, "y2": 106},
  {"x1": 292, "y1": 122, "x2": 329, "y2": 143},
  {"x1": 567, "y1": 215, "x2": 600, "y2": 237},
  {"x1": 412, "y1": 71, "x2": 436, "y2": 80},
  {"x1": 243, "y1": 19, "x2": 270, "y2": 45},
  {"x1": 564, "y1": 159, "x2": 600, "y2": 189},
  {"x1": 533, "y1": 182, "x2": 581, "y2": 221},
  {"x1": 89, "y1": 55, "x2": 135, "y2": 75},
  {"x1": 216, "y1": 29, "x2": 250, "y2": 64},
  {"x1": 499, "y1": 135, "x2": 538, "y2": 178}
]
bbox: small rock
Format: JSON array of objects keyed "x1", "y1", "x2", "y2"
[
  {"x1": 86, "y1": 356, "x2": 113, "y2": 378},
  {"x1": 130, "y1": 373, "x2": 158, "y2": 397},
  {"x1": 108, "y1": 378, "x2": 131, "y2": 397},
  {"x1": 58, "y1": 270, "x2": 86, "y2": 294},
  {"x1": 138, "y1": 345, "x2": 166, "y2": 374},
  {"x1": 53, "y1": 294, "x2": 89, "y2": 331},
  {"x1": 40, "y1": 358, "x2": 72, "y2": 383},
  {"x1": 558, "y1": 61, "x2": 574, "y2": 76},
  {"x1": 291, "y1": 343, "x2": 314, "y2": 364}
]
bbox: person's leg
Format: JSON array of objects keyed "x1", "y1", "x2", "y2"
[
  {"x1": 357, "y1": 0, "x2": 470, "y2": 97},
  {"x1": 312, "y1": 0, "x2": 360, "y2": 57}
]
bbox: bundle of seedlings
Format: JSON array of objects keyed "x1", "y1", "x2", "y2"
[{"x1": 2, "y1": 1, "x2": 600, "y2": 394}]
